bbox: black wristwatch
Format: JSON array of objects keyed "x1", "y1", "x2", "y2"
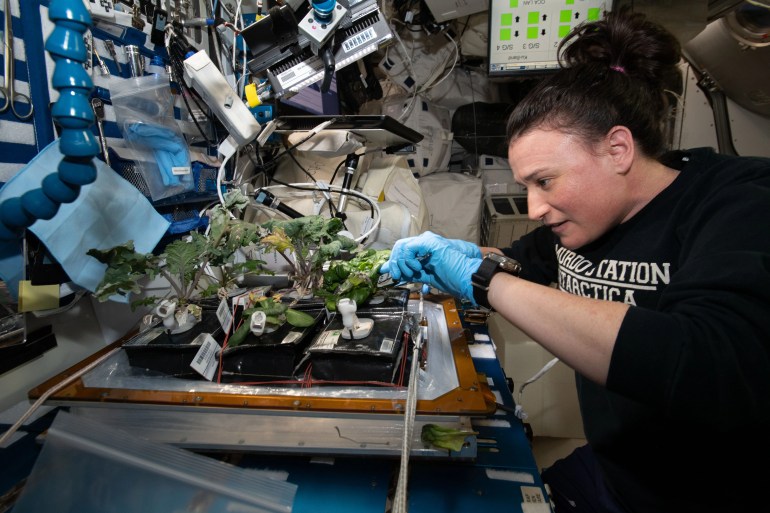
[{"x1": 471, "y1": 253, "x2": 521, "y2": 309}]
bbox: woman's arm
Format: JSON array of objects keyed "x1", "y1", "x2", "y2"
[
  {"x1": 479, "y1": 246, "x2": 503, "y2": 256},
  {"x1": 488, "y1": 272, "x2": 629, "y2": 385}
]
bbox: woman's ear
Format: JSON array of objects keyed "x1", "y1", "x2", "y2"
[{"x1": 606, "y1": 126, "x2": 635, "y2": 174}]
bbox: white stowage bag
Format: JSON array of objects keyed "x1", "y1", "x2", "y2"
[
  {"x1": 381, "y1": 95, "x2": 453, "y2": 177},
  {"x1": 422, "y1": 68, "x2": 500, "y2": 112},
  {"x1": 353, "y1": 154, "x2": 429, "y2": 248},
  {"x1": 418, "y1": 171, "x2": 483, "y2": 244},
  {"x1": 247, "y1": 155, "x2": 428, "y2": 249}
]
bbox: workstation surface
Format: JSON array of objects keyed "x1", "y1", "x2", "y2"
[{"x1": 0, "y1": 314, "x2": 551, "y2": 513}]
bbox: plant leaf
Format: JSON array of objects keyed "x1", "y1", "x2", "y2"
[
  {"x1": 260, "y1": 227, "x2": 294, "y2": 254},
  {"x1": 286, "y1": 308, "x2": 315, "y2": 327},
  {"x1": 421, "y1": 424, "x2": 478, "y2": 452},
  {"x1": 163, "y1": 238, "x2": 205, "y2": 281},
  {"x1": 228, "y1": 321, "x2": 252, "y2": 348}
]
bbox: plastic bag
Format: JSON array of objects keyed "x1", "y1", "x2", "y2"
[{"x1": 110, "y1": 74, "x2": 193, "y2": 201}]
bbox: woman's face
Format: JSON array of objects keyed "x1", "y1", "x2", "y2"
[{"x1": 508, "y1": 129, "x2": 630, "y2": 250}]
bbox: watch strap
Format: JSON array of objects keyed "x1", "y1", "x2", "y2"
[{"x1": 471, "y1": 257, "x2": 500, "y2": 309}]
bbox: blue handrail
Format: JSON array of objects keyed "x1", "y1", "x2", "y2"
[{"x1": 0, "y1": 0, "x2": 98, "y2": 240}]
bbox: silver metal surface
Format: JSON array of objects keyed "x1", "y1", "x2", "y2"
[
  {"x1": 617, "y1": 0, "x2": 709, "y2": 45},
  {"x1": 49, "y1": 298, "x2": 478, "y2": 458},
  {"x1": 0, "y1": 0, "x2": 33, "y2": 120},
  {"x1": 91, "y1": 97, "x2": 110, "y2": 165},
  {"x1": 69, "y1": 405, "x2": 477, "y2": 458},
  {"x1": 103, "y1": 39, "x2": 122, "y2": 73},
  {"x1": 124, "y1": 45, "x2": 144, "y2": 77},
  {"x1": 684, "y1": 15, "x2": 770, "y2": 117}
]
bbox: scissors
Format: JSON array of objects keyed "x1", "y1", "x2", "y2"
[{"x1": 1, "y1": 0, "x2": 33, "y2": 121}]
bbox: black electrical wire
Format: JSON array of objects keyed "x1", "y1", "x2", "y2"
[
  {"x1": 280, "y1": 120, "x2": 339, "y2": 154},
  {"x1": 266, "y1": 179, "x2": 376, "y2": 220},
  {"x1": 178, "y1": 83, "x2": 217, "y2": 148},
  {"x1": 164, "y1": 31, "x2": 219, "y2": 148},
  {"x1": 328, "y1": 157, "x2": 347, "y2": 187},
  {"x1": 279, "y1": 142, "x2": 341, "y2": 219},
  {"x1": 243, "y1": 145, "x2": 270, "y2": 190},
  {"x1": 240, "y1": 147, "x2": 282, "y2": 185},
  {"x1": 234, "y1": 122, "x2": 336, "y2": 185}
]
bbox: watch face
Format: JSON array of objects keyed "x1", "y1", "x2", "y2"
[{"x1": 487, "y1": 253, "x2": 521, "y2": 274}]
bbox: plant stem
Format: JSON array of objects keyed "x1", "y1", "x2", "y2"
[
  {"x1": 186, "y1": 257, "x2": 211, "y2": 300},
  {"x1": 276, "y1": 250, "x2": 297, "y2": 276},
  {"x1": 158, "y1": 268, "x2": 185, "y2": 300}
]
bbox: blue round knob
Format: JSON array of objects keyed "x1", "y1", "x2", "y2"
[
  {"x1": 0, "y1": 197, "x2": 36, "y2": 230},
  {"x1": 21, "y1": 189, "x2": 61, "y2": 220},
  {"x1": 45, "y1": 26, "x2": 88, "y2": 61},
  {"x1": 311, "y1": 0, "x2": 336, "y2": 22},
  {"x1": 48, "y1": 0, "x2": 92, "y2": 30},
  {"x1": 52, "y1": 60, "x2": 93, "y2": 92},
  {"x1": 58, "y1": 157, "x2": 97, "y2": 186},
  {"x1": 42, "y1": 173, "x2": 81, "y2": 203}
]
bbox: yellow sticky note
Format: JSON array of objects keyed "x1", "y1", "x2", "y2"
[{"x1": 18, "y1": 281, "x2": 60, "y2": 312}]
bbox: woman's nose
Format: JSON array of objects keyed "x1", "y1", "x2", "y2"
[{"x1": 527, "y1": 191, "x2": 548, "y2": 222}]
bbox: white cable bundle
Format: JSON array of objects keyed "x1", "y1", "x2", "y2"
[{"x1": 392, "y1": 300, "x2": 426, "y2": 513}]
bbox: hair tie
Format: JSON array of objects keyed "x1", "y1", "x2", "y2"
[{"x1": 610, "y1": 65, "x2": 626, "y2": 74}]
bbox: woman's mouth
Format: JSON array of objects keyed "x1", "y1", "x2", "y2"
[{"x1": 548, "y1": 221, "x2": 567, "y2": 233}]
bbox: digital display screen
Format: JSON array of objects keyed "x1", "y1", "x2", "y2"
[
  {"x1": 279, "y1": 75, "x2": 341, "y2": 116},
  {"x1": 488, "y1": 0, "x2": 609, "y2": 77}
]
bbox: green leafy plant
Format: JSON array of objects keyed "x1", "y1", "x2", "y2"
[
  {"x1": 317, "y1": 248, "x2": 391, "y2": 310},
  {"x1": 87, "y1": 191, "x2": 266, "y2": 311},
  {"x1": 88, "y1": 196, "x2": 383, "y2": 338},
  {"x1": 260, "y1": 216, "x2": 358, "y2": 299},
  {"x1": 227, "y1": 295, "x2": 317, "y2": 348}
]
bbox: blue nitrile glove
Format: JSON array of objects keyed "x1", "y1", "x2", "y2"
[
  {"x1": 380, "y1": 231, "x2": 481, "y2": 303},
  {"x1": 380, "y1": 231, "x2": 481, "y2": 281},
  {"x1": 417, "y1": 246, "x2": 481, "y2": 303},
  {"x1": 124, "y1": 123, "x2": 191, "y2": 187}
]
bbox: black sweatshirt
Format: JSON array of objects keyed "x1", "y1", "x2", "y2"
[{"x1": 501, "y1": 147, "x2": 770, "y2": 513}]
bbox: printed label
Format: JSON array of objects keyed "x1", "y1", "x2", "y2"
[
  {"x1": 277, "y1": 59, "x2": 322, "y2": 88},
  {"x1": 171, "y1": 166, "x2": 191, "y2": 175},
  {"x1": 379, "y1": 337, "x2": 395, "y2": 354},
  {"x1": 312, "y1": 330, "x2": 342, "y2": 350},
  {"x1": 521, "y1": 485, "x2": 546, "y2": 503},
  {"x1": 342, "y1": 27, "x2": 376, "y2": 53},
  {"x1": 216, "y1": 298, "x2": 233, "y2": 332},
  {"x1": 190, "y1": 334, "x2": 221, "y2": 381}
]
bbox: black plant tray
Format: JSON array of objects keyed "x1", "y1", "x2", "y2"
[
  {"x1": 122, "y1": 309, "x2": 224, "y2": 379},
  {"x1": 219, "y1": 308, "x2": 328, "y2": 382},
  {"x1": 302, "y1": 311, "x2": 408, "y2": 384},
  {"x1": 354, "y1": 288, "x2": 410, "y2": 314}
]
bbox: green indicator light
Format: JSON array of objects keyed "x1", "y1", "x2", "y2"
[
  {"x1": 560, "y1": 10, "x2": 572, "y2": 22},
  {"x1": 501, "y1": 13, "x2": 513, "y2": 25},
  {"x1": 500, "y1": 28, "x2": 511, "y2": 41},
  {"x1": 510, "y1": 0, "x2": 518, "y2": 7},
  {"x1": 559, "y1": 25, "x2": 571, "y2": 38},
  {"x1": 566, "y1": 0, "x2": 574, "y2": 5},
  {"x1": 528, "y1": 11, "x2": 539, "y2": 24},
  {"x1": 527, "y1": 26, "x2": 538, "y2": 39},
  {"x1": 588, "y1": 7, "x2": 601, "y2": 20}
]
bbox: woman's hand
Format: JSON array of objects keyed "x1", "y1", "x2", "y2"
[{"x1": 380, "y1": 231, "x2": 482, "y2": 303}]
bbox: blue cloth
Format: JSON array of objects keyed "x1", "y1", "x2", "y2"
[
  {"x1": 124, "y1": 123, "x2": 191, "y2": 187},
  {"x1": 162, "y1": 212, "x2": 208, "y2": 234},
  {"x1": 0, "y1": 140, "x2": 170, "y2": 299}
]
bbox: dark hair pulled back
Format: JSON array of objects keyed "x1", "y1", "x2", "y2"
[{"x1": 506, "y1": 9, "x2": 682, "y2": 158}]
